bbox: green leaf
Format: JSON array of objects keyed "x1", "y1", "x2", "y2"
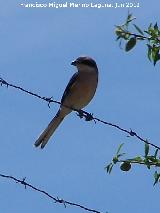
[
  {"x1": 127, "y1": 13, "x2": 133, "y2": 22},
  {"x1": 117, "y1": 153, "x2": 125, "y2": 158},
  {"x1": 145, "y1": 143, "x2": 149, "y2": 157},
  {"x1": 148, "y1": 23, "x2": 153, "y2": 32},
  {"x1": 116, "y1": 35, "x2": 122, "y2": 41},
  {"x1": 105, "y1": 163, "x2": 114, "y2": 174},
  {"x1": 108, "y1": 164, "x2": 114, "y2": 174},
  {"x1": 154, "y1": 149, "x2": 159, "y2": 158},
  {"x1": 153, "y1": 49, "x2": 160, "y2": 66},
  {"x1": 105, "y1": 165, "x2": 110, "y2": 173},
  {"x1": 147, "y1": 44, "x2": 152, "y2": 61},
  {"x1": 116, "y1": 143, "x2": 124, "y2": 155},
  {"x1": 133, "y1": 24, "x2": 144, "y2": 35},
  {"x1": 126, "y1": 13, "x2": 136, "y2": 25},
  {"x1": 154, "y1": 22, "x2": 158, "y2": 31},
  {"x1": 132, "y1": 156, "x2": 143, "y2": 162},
  {"x1": 105, "y1": 163, "x2": 113, "y2": 173},
  {"x1": 125, "y1": 37, "x2": 137, "y2": 52},
  {"x1": 154, "y1": 171, "x2": 160, "y2": 185},
  {"x1": 144, "y1": 30, "x2": 150, "y2": 35}
]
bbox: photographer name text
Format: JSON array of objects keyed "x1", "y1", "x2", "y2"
[{"x1": 20, "y1": 2, "x2": 140, "y2": 9}]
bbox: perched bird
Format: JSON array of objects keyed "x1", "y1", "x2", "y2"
[{"x1": 34, "y1": 56, "x2": 98, "y2": 149}]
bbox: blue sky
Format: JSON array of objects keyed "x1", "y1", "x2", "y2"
[{"x1": 0, "y1": 0, "x2": 160, "y2": 212}]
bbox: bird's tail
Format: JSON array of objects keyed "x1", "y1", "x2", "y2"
[{"x1": 34, "y1": 112, "x2": 64, "y2": 149}]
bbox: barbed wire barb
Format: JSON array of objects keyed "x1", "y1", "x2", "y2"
[{"x1": 0, "y1": 76, "x2": 160, "y2": 150}]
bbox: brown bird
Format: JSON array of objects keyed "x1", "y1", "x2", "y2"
[{"x1": 34, "y1": 56, "x2": 98, "y2": 149}]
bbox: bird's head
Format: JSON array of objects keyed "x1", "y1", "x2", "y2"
[{"x1": 71, "y1": 56, "x2": 98, "y2": 72}]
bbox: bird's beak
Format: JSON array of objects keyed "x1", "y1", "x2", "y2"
[{"x1": 71, "y1": 60, "x2": 76, "y2": 66}]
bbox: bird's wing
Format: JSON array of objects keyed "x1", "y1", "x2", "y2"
[{"x1": 61, "y1": 72, "x2": 78, "y2": 104}]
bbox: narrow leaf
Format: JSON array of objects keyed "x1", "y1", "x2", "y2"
[
  {"x1": 153, "y1": 51, "x2": 160, "y2": 66},
  {"x1": 147, "y1": 44, "x2": 152, "y2": 61},
  {"x1": 116, "y1": 143, "x2": 124, "y2": 155},
  {"x1": 126, "y1": 13, "x2": 136, "y2": 25},
  {"x1": 148, "y1": 23, "x2": 152, "y2": 32},
  {"x1": 105, "y1": 164, "x2": 112, "y2": 173},
  {"x1": 145, "y1": 143, "x2": 149, "y2": 157},
  {"x1": 154, "y1": 171, "x2": 160, "y2": 185},
  {"x1": 116, "y1": 35, "x2": 122, "y2": 41},
  {"x1": 117, "y1": 153, "x2": 125, "y2": 158},
  {"x1": 154, "y1": 22, "x2": 158, "y2": 31},
  {"x1": 151, "y1": 46, "x2": 159, "y2": 66},
  {"x1": 133, "y1": 24, "x2": 144, "y2": 35},
  {"x1": 154, "y1": 149, "x2": 159, "y2": 158},
  {"x1": 109, "y1": 164, "x2": 114, "y2": 174},
  {"x1": 127, "y1": 13, "x2": 133, "y2": 22},
  {"x1": 144, "y1": 30, "x2": 150, "y2": 35}
]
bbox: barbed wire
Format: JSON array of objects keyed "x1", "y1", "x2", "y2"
[
  {"x1": 0, "y1": 76, "x2": 160, "y2": 150},
  {"x1": 0, "y1": 173, "x2": 102, "y2": 213}
]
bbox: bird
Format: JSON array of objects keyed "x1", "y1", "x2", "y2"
[{"x1": 34, "y1": 56, "x2": 99, "y2": 149}]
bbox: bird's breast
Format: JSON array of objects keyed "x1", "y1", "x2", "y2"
[{"x1": 65, "y1": 72, "x2": 98, "y2": 109}]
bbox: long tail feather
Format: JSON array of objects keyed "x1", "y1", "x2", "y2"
[{"x1": 34, "y1": 113, "x2": 64, "y2": 149}]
